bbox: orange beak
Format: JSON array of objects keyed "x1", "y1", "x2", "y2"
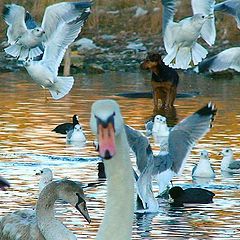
[{"x1": 98, "y1": 121, "x2": 116, "y2": 160}]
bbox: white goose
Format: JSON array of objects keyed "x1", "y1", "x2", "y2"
[
  {"x1": 90, "y1": 99, "x2": 135, "y2": 240},
  {"x1": 0, "y1": 179, "x2": 91, "y2": 240}
]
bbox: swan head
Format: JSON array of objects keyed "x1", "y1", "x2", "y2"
[
  {"x1": 90, "y1": 99, "x2": 123, "y2": 160},
  {"x1": 219, "y1": 148, "x2": 233, "y2": 157},
  {"x1": 56, "y1": 180, "x2": 91, "y2": 224}
]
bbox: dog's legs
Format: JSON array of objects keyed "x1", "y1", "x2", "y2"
[
  {"x1": 170, "y1": 86, "x2": 177, "y2": 106},
  {"x1": 153, "y1": 90, "x2": 159, "y2": 111}
]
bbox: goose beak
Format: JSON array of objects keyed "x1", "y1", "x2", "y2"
[
  {"x1": 76, "y1": 201, "x2": 91, "y2": 224},
  {"x1": 97, "y1": 115, "x2": 116, "y2": 160}
]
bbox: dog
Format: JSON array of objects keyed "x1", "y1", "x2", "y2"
[{"x1": 140, "y1": 53, "x2": 179, "y2": 110}]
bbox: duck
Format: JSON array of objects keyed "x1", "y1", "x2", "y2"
[
  {"x1": 169, "y1": 186, "x2": 215, "y2": 207},
  {"x1": 219, "y1": 148, "x2": 240, "y2": 173},
  {"x1": 36, "y1": 168, "x2": 53, "y2": 192},
  {"x1": 90, "y1": 99, "x2": 134, "y2": 239},
  {"x1": 66, "y1": 124, "x2": 86, "y2": 144},
  {"x1": 0, "y1": 179, "x2": 91, "y2": 239},
  {"x1": 52, "y1": 114, "x2": 79, "y2": 134},
  {"x1": 192, "y1": 150, "x2": 215, "y2": 178}
]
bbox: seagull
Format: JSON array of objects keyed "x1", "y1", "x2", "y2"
[
  {"x1": 145, "y1": 115, "x2": 170, "y2": 148},
  {"x1": 52, "y1": 114, "x2": 79, "y2": 134},
  {"x1": 219, "y1": 148, "x2": 240, "y2": 173},
  {"x1": 194, "y1": 47, "x2": 240, "y2": 73},
  {"x1": 128, "y1": 103, "x2": 217, "y2": 212},
  {"x1": 23, "y1": 8, "x2": 91, "y2": 100},
  {"x1": 2, "y1": 2, "x2": 91, "y2": 60},
  {"x1": 66, "y1": 124, "x2": 86, "y2": 144},
  {"x1": 214, "y1": 0, "x2": 240, "y2": 29},
  {"x1": 161, "y1": 0, "x2": 216, "y2": 69},
  {"x1": 192, "y1": 150, "x2": 215, "y2": 178}
]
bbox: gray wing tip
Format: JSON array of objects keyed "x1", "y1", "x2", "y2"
[{"x1": 2, "y1": 5, "x2": 11, "y2": 19}]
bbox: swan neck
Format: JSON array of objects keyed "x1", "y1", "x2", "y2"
[
  {"x1": 97, "y1": 129, "x2": 135, "y2": 240},
  {"x1": 36, "y1": 183, "x2": 76, "y2": 240}
]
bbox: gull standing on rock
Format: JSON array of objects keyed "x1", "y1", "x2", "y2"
[
  {"x1": 23, "y1": 4, "x2": 91, "y2": 100},
  {"x1": 161, "y1": 0, "x2": 216, "y2": 69},
  {"x1": 2, "y1": 2, "x2": 91, "y2": 60}
]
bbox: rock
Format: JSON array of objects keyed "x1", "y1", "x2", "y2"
[{"x1": 134, "y1": 7, "x2": 148, "y2": 17}]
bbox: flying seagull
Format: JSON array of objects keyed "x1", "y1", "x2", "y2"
[
  {"x1": 23, "y1": 7, "x2": 91, "y2": 100},
  {"x1": 161, "y1": 0, "x2": 216, "y2": 69},
  {"x1": 127, "y1": 103, "x2": 217, "y2": 212},
  {"x1": 2, "y1": 2, "x2": 91, "y2": 60}
]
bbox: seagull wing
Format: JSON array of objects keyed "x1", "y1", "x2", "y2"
[
  {"x1": 25, "y1": 11, "x2": 38, "y2": 29},
  {"x1": 41, "y1": 11, "x2": 90, "y2": 75},
  {"x1": 2, "y1": 4, "x2": 27, "y2": 44},
  {"x1": 198, "y1": 47, "x2": 240, "y2": 72},
  {"x1": 161, "y1": 0, "x2": 176, "y2": 33},
  {"x1": 164, "y1": 103, "x2": 216, "y2": 175},
  {"x1": 125, "y1": 125, "x2": 152, "y2": 173},
  {"x1": 191, "y1": 0, "x2": 216, "y2": 46},
  {"x1": 41, "y1": 2, "x2": 91, "y2": 42}
]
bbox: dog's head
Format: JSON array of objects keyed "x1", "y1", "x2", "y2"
[{"x1": 140, "y1": 53, "x2": 163, "y2": 70}]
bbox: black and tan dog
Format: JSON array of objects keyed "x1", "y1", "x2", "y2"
[{"x1": 140, "y1": 53, "x2": 179, "y2": 110}]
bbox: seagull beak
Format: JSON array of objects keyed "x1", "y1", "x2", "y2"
[
  {"x1": 97, "y1": 114, "x2": 116, "y2": 160},
  {"x1": 76, "y1": 201, "x2": 91, "y2": 224}
]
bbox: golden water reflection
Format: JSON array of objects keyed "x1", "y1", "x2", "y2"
[{"x1": 0, "y1": 70, "x2": 240, "y2": 239}]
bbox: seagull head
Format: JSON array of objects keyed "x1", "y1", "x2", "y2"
[
  {"x1": 192, "y1": 13, "x2": 210, "y2": 26},
  {"x1": 200, "y1": 150, "x2": 209, "y2": 159},
  {"x1": 32, "y1": 27, "x2": 45, "y2": 37},
  {"x1": 74, "y1": 124, "x2": 82, "y2": 132},
  {"x1": 23, "y1": 57, "x2": 33, "y2": 67},
  {"x1": 154, "y1": 115, "x2": 167, "y2": 124},
  {"x1": 219, "y1": 148, "x2": 233, "y2": 157}
]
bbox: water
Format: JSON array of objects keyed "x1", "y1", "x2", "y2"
[{"x1": 0, "y1": 69, "x2": 240, "y2": 239}]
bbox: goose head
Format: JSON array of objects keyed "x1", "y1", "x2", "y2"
[
  {"x1": 56, "y1": 180, "x2": 91, "y2": 223},
  {"x1": 73, "y1": 114, "x2": 79, "y2": 126},
  {"x1": 90, "y1": 99, "x2": 123, "y2": 160}
]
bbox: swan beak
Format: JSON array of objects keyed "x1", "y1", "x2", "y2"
[
  {"x1": 97, "y1": 116, "x2": 116, "y2": 160},
  {"x1": 76, "y1": 201, "x2": 91, "y2": 224}
]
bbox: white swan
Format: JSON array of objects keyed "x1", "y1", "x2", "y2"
[
  {"x1": 0, "y1": 179, "x2": 91, "y2": 240},
  {"x1": 90, "y1": 99, "x2": 135, "y2": 240}
]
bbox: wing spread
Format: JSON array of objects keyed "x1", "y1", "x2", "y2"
[
  {"x1": 3, "y1": 4, "x2": 27, "y2": 44},
  {"x1": 168, "y1": 103, "x2": 217, "y2": 174},
  {"x1": 191, "y1": 0, "x2": 216, "y2": 45},
  {"x1": 41, "y1": 11, "x2": 90, "y2": 75},
  {"x1": 161, "y1": 0, "x2": 176, "y2": 34},
  {"x1": 41, "y1": 2, "x2": 91, "y2": 42}
]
